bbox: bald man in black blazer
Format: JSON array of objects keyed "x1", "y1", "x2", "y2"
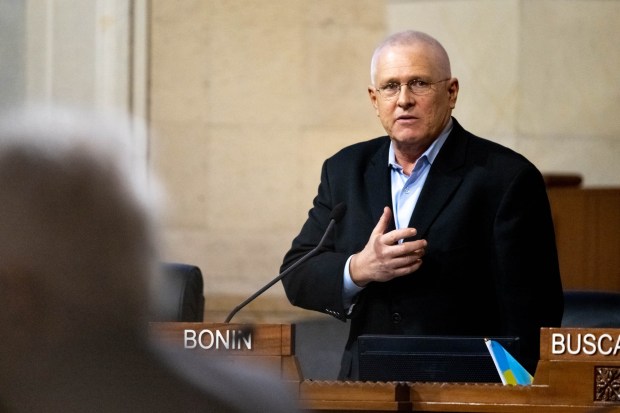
[{"x1": 281, "y1": 31, "x2": 563, "y2": 380}]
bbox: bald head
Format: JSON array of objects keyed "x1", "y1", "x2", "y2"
[{"x1": 370, "y1": 30, "x2": 452, "y2": 86}]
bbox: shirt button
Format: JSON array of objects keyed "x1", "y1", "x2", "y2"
[{"x1": 392, "y1": 313, "x2": 402, "y2": 323}]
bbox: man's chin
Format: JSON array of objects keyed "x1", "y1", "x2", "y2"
[
  {"x1": 390, "y1": 133, "x2": 436, "y2": 153},
  {"x1": 390, "y1": 133, "x2": 424, "y2": 145}
]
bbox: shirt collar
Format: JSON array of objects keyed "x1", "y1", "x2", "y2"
[{"x1": 388, "y1": 117, "x2": 453, "y2": 170}]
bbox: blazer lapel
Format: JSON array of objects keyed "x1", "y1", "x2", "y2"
[
  {"x1": 364, "y1": 139, "x2": 395, "y2": 231},
  {"x1": 409, "y1": 121, "x2": 468, "y2": 238}
]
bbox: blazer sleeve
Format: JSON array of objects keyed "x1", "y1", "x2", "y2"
[
  {"x1": 280, "y1": 159, "x2": 350, "y2": 321},
  {"x1": 492, "y1": 165, "x2": 564, "y2": 368}
]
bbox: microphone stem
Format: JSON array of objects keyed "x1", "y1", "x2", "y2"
[{"x1": 224, "y1": 219, "x2": 336, "y2": 323}]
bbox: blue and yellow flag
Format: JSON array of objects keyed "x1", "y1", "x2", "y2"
[{"x1": 484, "y1": 338, "x2": 533, "y2": 385}]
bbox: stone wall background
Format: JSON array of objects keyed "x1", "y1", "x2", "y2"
[{"x1": 2, "y1": 0, "x2": 619, "y2": 321}]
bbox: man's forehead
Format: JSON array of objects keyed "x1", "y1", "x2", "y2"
[{"x1": 375, "y1": 46, "x2": 435, "y2": 79}]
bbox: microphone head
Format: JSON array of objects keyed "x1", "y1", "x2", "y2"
[{"x1": 329, "y1": 202, "x2": 347, "y2": 223}]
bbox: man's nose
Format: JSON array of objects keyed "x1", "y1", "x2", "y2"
[{"x1": 397, "y1": 84, "x2": 416, "y2": 107}]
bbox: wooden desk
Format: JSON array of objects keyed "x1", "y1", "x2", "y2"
[
  {"x1": 300, "y1": 328, "x2": 620, "y2": 412},
  {"x1": 547, "y1": 187, "x2": 620, "y2": 292},
  {"x1": 151, "y1": 324, "x2": 620, "y2": 412},
  {"x1": 150, "y1": 322, "x2": 302, "y2": 383}
]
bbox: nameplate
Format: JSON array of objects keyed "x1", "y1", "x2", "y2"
[
  {"x1": 184, "y1": 327, "x2": 253, "y2": 350},
  {"x1": 541, "y1": 328, "x2": 620, "y2": 361},
  {"x1": 149, "y1": 322, "x2": 294, "y2": 356}
]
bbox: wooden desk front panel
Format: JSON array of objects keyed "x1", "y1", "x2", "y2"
[{"x1": 547, "y1": 188, "x2": 620, "y2": 292}]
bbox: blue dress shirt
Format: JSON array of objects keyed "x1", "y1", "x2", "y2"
[{"x1": 342, "y1": 119, "x2": 453, "y2": 308}]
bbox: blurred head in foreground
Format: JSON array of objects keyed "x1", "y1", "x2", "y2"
[
  {"x1": 0, "y1": 105, "x2": 156, "y2": 336},
  {"x1": 0, "y1": 106, "x2": 298, "y2": 413}
]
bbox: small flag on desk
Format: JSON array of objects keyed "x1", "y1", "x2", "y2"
[{"x1": 484, "y1": 338, "x2": 534, "y2": 386}]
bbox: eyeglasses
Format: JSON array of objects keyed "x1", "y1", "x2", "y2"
[{"x1": 374, "y1": 78, "x2": 450, "y2": 100}]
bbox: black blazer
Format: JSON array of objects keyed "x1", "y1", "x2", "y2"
[{"x1": 281, "y1": 118, "x2": 564, "y2": 379}]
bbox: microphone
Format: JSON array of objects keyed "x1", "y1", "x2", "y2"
[{"x1": 224, "y1": 202, "x2": 347, "y2": 323}]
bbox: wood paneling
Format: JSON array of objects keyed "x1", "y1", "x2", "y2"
[{"x1": 547, "y1": 188, "x2": 620, "y2": 291}]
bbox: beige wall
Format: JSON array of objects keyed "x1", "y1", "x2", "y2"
[
  {"x1": 149, "y1": 0, "x2": 386, "y2": 321},
  {"x1": 148, "y1": 0, "x2": 620, "y2": 321},
  {"x1": 3, "y1": 0, "x2": 619, "y2": 322}
]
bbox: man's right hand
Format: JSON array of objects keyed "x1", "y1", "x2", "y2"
[{"x1": 349, "y1": 206, "x2": 427, "y2": 287}]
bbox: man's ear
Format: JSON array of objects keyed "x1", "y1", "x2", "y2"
[
  {"x1": 448, "y1": 78, "x2": 459, "y2": 109},
  {"x1": 368, "y1": 85, "x2": 380, "y2": 114}
]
